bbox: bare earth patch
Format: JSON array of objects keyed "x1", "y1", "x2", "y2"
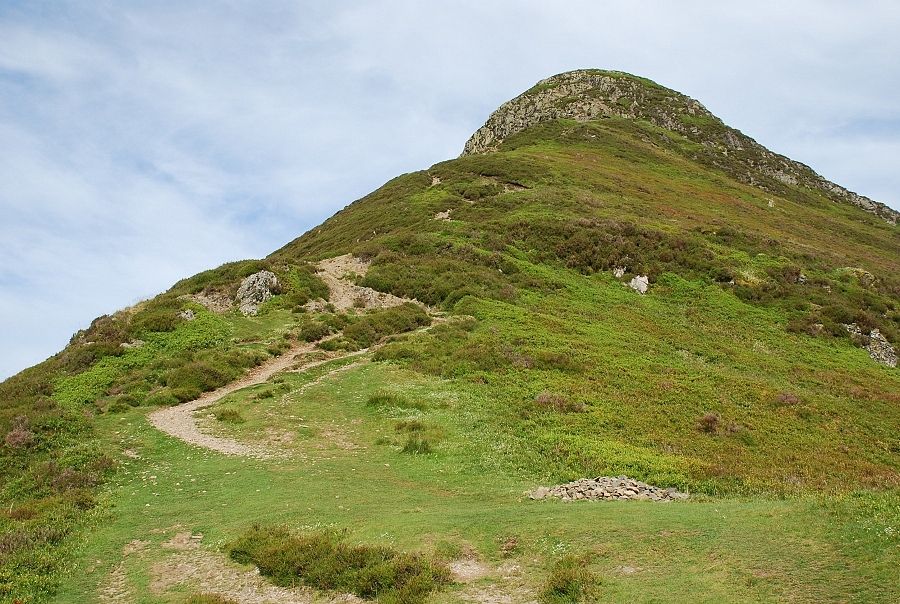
[{"x1": 310, "y1": 254, "x2": 413, "y2": 312}]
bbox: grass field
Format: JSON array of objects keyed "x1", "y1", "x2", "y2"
[{"x1": 51, "y1": 321, "x2": 898, "y2": 602}]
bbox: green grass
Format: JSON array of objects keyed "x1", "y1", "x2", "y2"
[
  {"x1": 43, "y1": 360, "x2": 899, "y2": 603},
  {"x1": 540, "y1": 555, "x2": 599, "y2": 603}
]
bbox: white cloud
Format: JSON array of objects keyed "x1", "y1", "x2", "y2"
[{"x1": 1, "y1": 1, "x2": 898, "y2": 379}]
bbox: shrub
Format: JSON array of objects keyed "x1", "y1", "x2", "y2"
[
  {"x1": 540, "y1": 555, "x2": 598, "y2": 603},
  {"x1": 4, "y1": 415, "x2": 34, "y2": 449},
  {"x1": 298, "y1": 321, "x2": 332, "y2": 342},
  {"x1": 228, "y1": 526, "x2": 450, "y2": 603},
  {"x1": 143, "y1": 389, "x2": 180, "y2": 407},
  {"x1": 697, "y1": 412, "x2": 721, "y2": 434},
  {"x1": 342, "y1": 303, "x2": 431, "y2": 349}
]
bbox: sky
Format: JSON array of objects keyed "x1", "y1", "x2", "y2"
[{"x1": 1, "y1": 1, "x2": 899, "y2": 380}]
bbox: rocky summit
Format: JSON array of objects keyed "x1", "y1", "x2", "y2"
[
  {"x1": 464, "y1": 70, "x2": 898, "y2": 224},
  {"x1": 2, "y1": 69, "x2": 898, "y2": 603}
]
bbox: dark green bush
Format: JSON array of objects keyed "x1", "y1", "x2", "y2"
[
  {"x1": 228, "y1": 526, "x2": 450, "y2": 603},
  {"x1": 342, "y1": 303, "x2": 430, "y2": 348},
  {"x1": 298, "y1": 321, "x2": 332, "y2": 342}
]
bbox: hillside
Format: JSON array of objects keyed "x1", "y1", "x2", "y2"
[{"x1": 1, "y1": 70, "x2": 898, "y2": 604}]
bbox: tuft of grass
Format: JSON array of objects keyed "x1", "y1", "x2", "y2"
[
  {"x1": 401, "y1": 436, "x2": 433, "y2": 455},
  {"x1": 366, "y1": 391, "x2": 427, "y2": 411},
  {"x1": 540, "y1": 555, "x2": 599, "y2": 603},
  {"x1": 214, "y1": 409, "x2": 245, "y2": 424},
  {"x1": 395, "y1": 419, "x2": 426, "y2": 432},
  {"x1": 228, "y1": 525, "x2": 450, "y2": 603}
]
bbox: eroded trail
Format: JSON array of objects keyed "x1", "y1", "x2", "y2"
[
  {"x1": 148, "y1": 254, "x2": 430, "y2": 459},
  {"x1": 148, "y1": 341, "x2": 319, "y2": 458}
]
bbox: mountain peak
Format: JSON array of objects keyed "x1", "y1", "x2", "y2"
[{"x1": 464, "y1": 69, "x2": 898, "y2": 224}]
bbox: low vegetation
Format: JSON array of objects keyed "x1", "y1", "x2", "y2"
[
  {"x1": 228, "y1": 525, "x2": 450, "y2": 603},
  {"x1": 540, "y1": 555, "x2": 599, "y2": 604}
]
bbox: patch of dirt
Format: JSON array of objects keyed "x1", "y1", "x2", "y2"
[
  {"x1": 122, "y1": 539, "x2": 149, "y2": 555},
  {"x1": 311, "y1": 254, "x2": 413, "y2": 312},
  {"x1": 315, "y1": 423, "x2": 359, "y2": 451},
  {"x1": 451, "y1": 559, "x2": 491, "y2": 583},
  {"x1": 98, "y1": 562, "x2": 134, "y2": 604}
]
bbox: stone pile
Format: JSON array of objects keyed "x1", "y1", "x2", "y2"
[{"x1": 528, "y1": 476, "x2": 688, "y2": 502}]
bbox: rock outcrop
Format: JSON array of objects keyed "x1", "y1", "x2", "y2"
[
  {"x1": 235, "y1": 271, "x2": 279, "y2": 316},
  {"x1": 845, "y1": 324, "x2": 898, "y2": 367},
  {"x1": 528, "y1": 476, "x2": 688, "y2": 502},
  {"x1": 463, "y1": 70, "x2": 898, "y2": 224},
  {"x1": 628, "y1": 274, "x2": 650, "y2": 294}
]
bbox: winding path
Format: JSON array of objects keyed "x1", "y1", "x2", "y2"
[
  {"x1": 147, "y1": 254, "x2": 438, "y2": 459},
  {"x1": 148, "y1": 341, "x2": 321, "y2": 458}
]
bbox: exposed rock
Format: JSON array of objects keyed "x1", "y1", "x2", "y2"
[
  {"x1": 613, "y1": 266, "x2": 627, "y2": 278},
  {"x1": 178, "y1": 309, "x2": 195, "y2": 321},
  {"x1": 628, "y1": 274, "x2": 649, "y2": 294},
  {"x1": 842, "y1": 267, "x2": 877, "y2": 288},
  {"x1": 120, "y1": 339, "x2": 145, "y2": 349},
  {"x1": 845, "y1": 324, "x2": 898, "y2": 367},
  {"x1": 181, "y1": 291, "x2": 232, "y2": 313},
  {"x1": 528, "y1": 476, "x2": 688, "y2": 502},
  {"x1": 462, "y1": 69, "x2": 898, "y2": 224},
  {"x1": 235, "y1": 271, "x2": 279, "y2": 316},
  {"x1": 434, "y1": 209, "x2": 452, "y2": 221}
]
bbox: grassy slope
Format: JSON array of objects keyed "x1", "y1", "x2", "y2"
[
  {"x1": 55, "y1": 360, "x2": 897, "y2": 602},
  {"x1": 2, "y1": 112, "x2": 898, "y2": 602}
]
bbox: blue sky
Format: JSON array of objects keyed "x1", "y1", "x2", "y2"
[{"x1": 1, "y1": 1, "x2": 899, "y2": 379}]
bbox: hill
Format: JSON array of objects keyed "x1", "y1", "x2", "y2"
[{"x1": 1, "y1": 70, "x2": 898, "y2": 603}]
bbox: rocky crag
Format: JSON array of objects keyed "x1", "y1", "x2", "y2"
[{"x1": 463, "y1": 70, "x2": 898, "y2": 224}]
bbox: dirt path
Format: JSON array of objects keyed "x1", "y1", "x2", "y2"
[
  {"x1": 148, "y1": 341, "x2": 322, "y2": 458},
  {"x1": 149, "y1": 254, "x2": 434, "y2": 459},
  {"x1": 312, "y1": 253, "x2": 413, "y2": 311}
]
